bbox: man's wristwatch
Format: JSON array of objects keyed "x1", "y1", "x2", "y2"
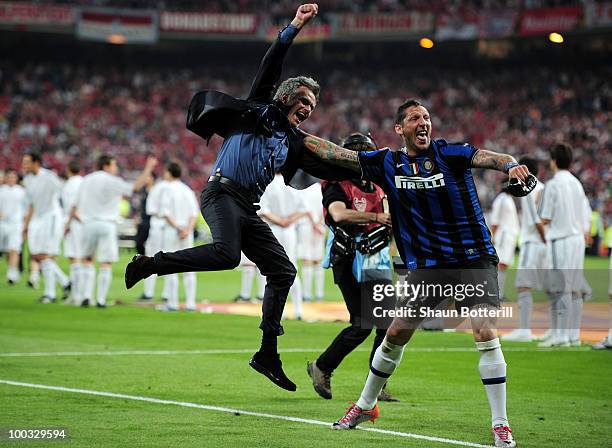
[{"x1": 504, "y1": 161, "x2": 519, "y2": 173}]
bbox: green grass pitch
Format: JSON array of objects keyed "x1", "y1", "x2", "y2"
[{"x1": 0, "y1": 252, "x2": 611, "y2": 447}]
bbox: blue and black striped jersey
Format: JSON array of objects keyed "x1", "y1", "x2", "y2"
[{"x1": 358, "y1": 139, "x2": 497, "y2": 269}]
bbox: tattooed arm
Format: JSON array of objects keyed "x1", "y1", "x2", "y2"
[
  {"x1": 302, "y1": 133, "x2": 361, "y2": 173},
  {"x1": 471, "y1": 149, "x2": 530, "y2": 182}
]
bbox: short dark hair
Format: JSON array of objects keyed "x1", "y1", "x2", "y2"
[
  {"x1": 166, "y1": 161, "x2": 181, "y2": 179},
  {"x1": 5, "y1": 168, "x2": 17, "y2": 175},
  {"x1": 550, "y1": 142, "x2": 572, "y2": 170},
  {"x1": 67, "y1": 159, "x2": 80, "y2": 175},
  {"x1": 518, "y1": 156, "x2": 539, "y2": 176},
  {"x1": 25, "y1": 152, "x2": 42, "y2": 164},
  {"x1": 97, "y1": 155, "x2": 115, "y2": 170},
  {"x1": 395, "y1": 99, "x2": 423, "y2": 124}
]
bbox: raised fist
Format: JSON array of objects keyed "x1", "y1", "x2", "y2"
[{"x1": 293, "y1": 3, "x2": 318, "y2": 28}]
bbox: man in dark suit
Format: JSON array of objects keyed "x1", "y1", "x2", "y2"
[{"x1": 126, "y1": 3, "x2": 351, "y2": 392}]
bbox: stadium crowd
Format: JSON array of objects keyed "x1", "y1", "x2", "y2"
[{"x1": 1, "y1": 62, "x2": 610, "y2": 219}]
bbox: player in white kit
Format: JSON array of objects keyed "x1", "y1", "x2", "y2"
[
  {"x1": 61, "y1": 160, "x2": 84, "y2": 304},
  {"x1": 155, "y1": 162, "x2": 199, "y2": 311},
  {"x1": 0, "y1": 169, "x2": 27, "y2": 284},
  {"x1": 297, "y1": 182, "x2": 326, "y2": 302},
  {"x1": 235, "y1": 253, "x2": 266, "y2": 302},
  {"x1": 538, "y1": 143, "x2": 589, "y2": 347},
  {"x1": 259, "y1": 174, "x2": 307, "y2": 320},
  {"x1": 490, "y1": 187, "x2": 519, "y2": 299},
  {"x1": 22, "y1": 153, "x2": 70, "y2": 303},
  {"x1": 141, "y1": 176, "x2": 169, "y2": 302},
  {"x1": 71, "y1": 154, "x2": 156, "y2": 307},
  {"x1": 504, "y1": 157, "x2": 546, "y2": 342}
]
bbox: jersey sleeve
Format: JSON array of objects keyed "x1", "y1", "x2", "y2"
[
  {"x1": 358, "y1": 149, "x2": 388, "y2": 186},
  {"x1": 113, "y1": 177, "x2": 134, "y2": 197},
  {"x1": 322, "y1": 182, "x2": 350, "y2": 211},
  {"x1": 522, "y1": 193, "x2": 541, "y2": 227},
  {"x1": 489, "y1": 196, "x2": 502, "y2": 226},
  {"x1": 440, "y1": 142, "x2": 479, "y2": 170},
  {"x1": 538, "y1": 182, "x2": 557, "y2": 221}
]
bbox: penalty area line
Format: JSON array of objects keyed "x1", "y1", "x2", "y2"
[{"x1": 0, "y1": 379, "x2": 493, "y2": 448}]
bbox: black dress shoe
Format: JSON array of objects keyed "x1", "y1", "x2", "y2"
[
  {"x1": 249, "y1": 351, "x2": 297, "y2": 392},
  {"x1": 125, "y1": 255, "x2": 156, "y2": 289}
]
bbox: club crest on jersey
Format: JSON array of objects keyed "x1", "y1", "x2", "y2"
[
  {"x1": 394, "y1": 173, "x2": 445, "y2": 190},
  {"x1": 353, "y1": 197, "x2": 367, "y2": 212},
  {"x1": 422, "y1": 159, "x2": 434, "y2": 173}
]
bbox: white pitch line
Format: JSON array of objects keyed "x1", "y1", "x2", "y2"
[
  {"x1": 0, "y1": 379, "x2": 493, "y2": 448},
  {"x1": 0, "y1": 346, "x2": 588, "y2": 357}
]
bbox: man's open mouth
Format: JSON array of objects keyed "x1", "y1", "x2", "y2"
[
  {"x1": 295, "y1": 111, "x2": 308, "y2": 123},
  {"x1": 416, "y1": 129, "x2": 428, "y2": 145}
]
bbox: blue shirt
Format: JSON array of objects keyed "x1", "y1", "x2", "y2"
[
  {"x1": 359, "y1": 139, "x2": 497, "y2": 269},
  {"x1": 210, "y1": 24, "x2": 300, "y2": 199}
]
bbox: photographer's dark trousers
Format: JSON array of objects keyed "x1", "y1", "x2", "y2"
[
  {"x1": 316, "y1": 257, "x2": 388, "y2": 373},
  {"x1": 153, "y1": 180, "x2": 296, "y2": 336}
]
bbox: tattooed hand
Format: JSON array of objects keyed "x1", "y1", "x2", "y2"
[{"x1": 303, "y1": 133, "x2": 361, "y2": 173}]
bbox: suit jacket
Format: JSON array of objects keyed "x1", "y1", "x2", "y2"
[{"x1": 186, "y1": 29, "x2": 355, "y2": 190}]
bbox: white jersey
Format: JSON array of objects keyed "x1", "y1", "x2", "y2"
[
  {"x1": 259, "y1": 176, "x2": 305, "y2": 230},
  {"x1": 159, "y1": 180, "x2": 199, "y2": 227},
  {"x1": 23, "y1": 168, "x2": 62, "y2": 218},
  {"x1": 519, "y1": 181, "x2": 544, "y2": 244},
  {"x1": 0, "y1": 184, "x2": 27, "y2": 225},
  {"x1": 299, "y1": 182, "x2": 324, "y2": 226},
  {"x1": 61, "y1": 175, "x2": 83, "y2": 218},
  {"x1": 490, "y1": 192, "x2": 519, "y2": 238},
  {"x1": 539, "y1": 170, "x2": 588, "y2": 241},
  {"x1": 76, "y1": 170, "x2": 133, "y2": 222},
  {"x1": 146, "y1": 180, "x2": 168, "y2": 227}
]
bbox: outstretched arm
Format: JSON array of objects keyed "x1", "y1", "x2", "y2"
[
  {"x1": 471, "y1": 149, "x2": 530, "y2": 182},
  {"x1": 302, "y1": 133, "x2": 361, "y2": 173},
  {"x1": 248, "y1": 4, "x2": 319, "y2": 102}
]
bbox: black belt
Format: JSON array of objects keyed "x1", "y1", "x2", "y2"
[{"x1": 207, "y1": 175, "x2": 259, "y2": 204}]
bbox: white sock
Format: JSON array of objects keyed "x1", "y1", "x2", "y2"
[
  {"x1": 301, "y1": 264, "x2": 314, "y2": 300},
  {"x1": 256, "y1": 270, "x2": 266, "y2": 299},
  {"x1": 81, "y1": 264, "x2": 96, "y2": 302},
  {"x1": 7, "y1": 266, "x2": 20, "y2": 282},
  {"x1": 96, "y1": 267, "x2": 112, "y2": 306},
  {"x1": 477, "y1": 338, "x2": 508, "y2": 427},
  {"x1": 240, "y1": 265, "x2": 255, "y2": 299},
  {"x1": 69, "y1": 263, "x2": 81, "y2": 301},
  {"x1": 183, "y1": 272, "x2": 196, "y2": 309},
  {"x1": 166, "y1": 274, "x2": 179, "y2": 310},
  {"x1": 41, "y1": 259, "x2": 56, "y2": 299},
  {"x1": 517, "y1": 291, "x2": 533, "y2": 331},
  {"x1": 290, "y1": 274, "x2": 303, "y2": 319},
  {"x1": 547, "y1": 293, "x2": 558, "y2": 337},
  {"x1": 162, "y1": 276, "x2": 173, "y2": 301},
  {"x1": 556, "y1": 293, "x2": 571, "y2": 341},
  {"x1": 52, "y1": 261, "x2": 69, "y2": 288},
  {"x1": 356, "y1": 338, "x2": 405, "y2": 410},
  {"x1": 143, "y1": 274, "x2": 157, "y2": 298},
  {"x1": 29, "y1": 269, "x2": 40, "y2": 286},
  {"x1": 498, "y1": 269, "x2": 507, "y2": 299},
  {"x1": 569, "y1": 293, "x2": 583, "y2": 341},
  {"x1": 315, "y1": 265, "x2": 325, "y2": 300}
]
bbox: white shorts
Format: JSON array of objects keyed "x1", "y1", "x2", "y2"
[
  {"x1": 548, "y1": 235, "x2": 585, "y2": 293},
  {"x1": 161, "y1": 226, "x2": 194, "y2": 252},
  {"x1": 63, "y1": 220, "x2": 84, "y2": 259},
  {"x1": 494, "y1": 230, "x2": 518, "y2": 266},
  {"x1": 0, "y1": 221, "x2": 23, "y2": 252},
  {"x1": 82, "y1": 220, "x2": 119, "y2": 263},
  {"x1": 240, "y1": 252, "x2": 256, "y2": 267},
  {"x1": 515, "y1": 241, "x2": 548, "y2": 289},
  {"x1": 271, "y1": 226, "x2": 298, "y2": 265},
  {"x1": 297, "y1": 223, "x2": 325, "y2": 261},
  {"x1": 28, "y1": 211, "x2": 63, "y2": 256},
  {"x1": 145, "y1": 221, "x2": 166, "y2": 256}
]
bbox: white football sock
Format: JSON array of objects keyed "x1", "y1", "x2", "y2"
[
  {"x1": 569, "y1": 293, "x2": 583, "y2": 342},
  {"x1": 41, "y1": 259, "x2": 56, "y2": 299},
  {"x1": 166, "y1": 274, "x2": 179, "y2": 310},
  {"x1": 301, "y1": 264, "x2": 314, "y2": 300},
  {"x1": 290, "y1": 274, "x2": 303, "y2": 319},
  {"x1": 143, "y1": 274, "x2": 157, "y2": 298},
  {"x1": 240, "y1": 265, "x2": 255, "y2": 299},
  {"x1": 356, "y1": 338, "x2": 405, "y2": 410},
  {"x1": 517, "y1": 291, "x2": 533, "y2": 331},
  {"x1": 7, "y1": 266, "x2": 20, "y2": 282},
  {"x1": 162, "y1": 276, "x2": 173, "y2": 301},
  {"x1": 477, "y1": 338, "x2": 507, "y2": 427},
  {"x1": 29, "y1": 269, "x2": 40, "y2": 287},
  {"x1": 51, "y1": 261, "x2": 69, "y2": 288},
  {"x1": 183, "y1": 272, "x2": 196, "y2": 309},
  {"x1": 96, "y1": 267, "x2": 112, "y2": 306},
  {"x1": 315, "y1": 265, "x2": 325, "y2": 300},
  {"x1": 556, "y1": 293, "x2": 571, "y2": 341},
  {"x1": 81, "y1": 264, "x2": 96, "y2": 302},
  {"x1": 256, "y1": 270, "x2": 266, "y2": 299},
  {"x1": 69, "y1": 263, "x2": 81, "y2": 301},
  {"x1": 498, "y1": 269, "x2": 507, "y2": 299}
]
